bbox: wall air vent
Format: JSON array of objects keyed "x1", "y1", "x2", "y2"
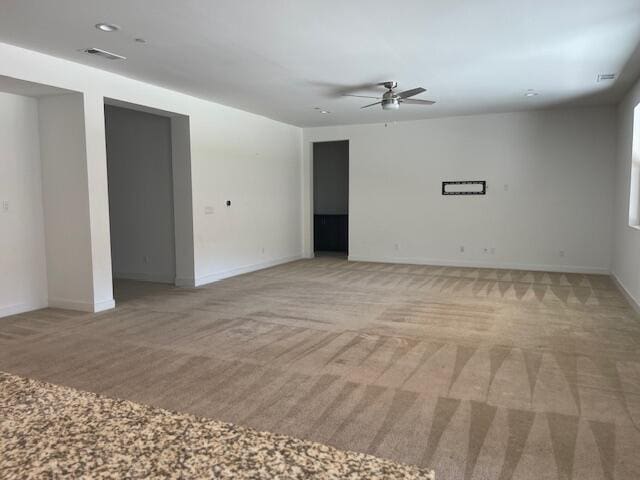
[
  {"x1": 83, "y1": 47, "x2": 126, "y2": 60},
  {"x1": 442, "y1": 180, "x2": 487, "y2": 195},
  {"x1": 597, "y1": 73, "x2": 616, "y2": 82}
]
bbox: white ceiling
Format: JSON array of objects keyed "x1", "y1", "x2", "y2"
[{"x1": 1, "y1": 0, "x2": 640, "y2": 127}]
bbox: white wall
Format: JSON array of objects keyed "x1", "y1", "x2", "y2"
[
  {"x1": 0, "y1": 92, "x2": 48, "y2": 316},
  {"x1": 189, "y1": 103, "x2": 302, "y2": 285},
  {"x1": 612, "y1": 77, "x2": 640, "y2": 306},
  {"x1": 38, "y1": 93, "x2": 100, "y2": 311},
  {"x1": 0, "y1": 41, "x2": 303, "y2": 310},
  {"x1": 105, "y1": 105, "x2": 175, "y2": 283},
  {"x1": 303, "y1": 107, "x2": 617, "y2": 273},
  {"x1": 170, "y1": 115, "x2": 196, "y2": 286}
]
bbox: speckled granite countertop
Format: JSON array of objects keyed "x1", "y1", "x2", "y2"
[{"x1": 0, "y1": 372, "x2": 434, "y2": 479}]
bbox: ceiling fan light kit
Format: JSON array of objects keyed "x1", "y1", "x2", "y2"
[
  {"x1": 344, "y1": 81, "x2": 435, "y2": 111},
  {"x1": 382, "y1": 98, "x2": 400, "y2": 110}
]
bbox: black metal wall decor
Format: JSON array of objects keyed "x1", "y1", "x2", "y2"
[{"x1": 442, "y1": 180, "x2": 486, "y2": 195}]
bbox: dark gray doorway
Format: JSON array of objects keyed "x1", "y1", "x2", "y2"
[
  {"x1": 104, "y1": 105, "x2": 176, "y2": 285},
  {"x1": 313, "y1": 140, "x2": 349, "y2": 255}
]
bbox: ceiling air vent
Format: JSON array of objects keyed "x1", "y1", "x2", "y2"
[
  {"x1": 83, "y1": 47, "x2": 126, "y2": 60},
  {"x1": 597, "y1": 73, "x2": 616, "y2": 82}
]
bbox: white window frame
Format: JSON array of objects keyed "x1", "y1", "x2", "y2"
[{"x1": 629, "y1": 103, "x2": 640, "y2": 229}]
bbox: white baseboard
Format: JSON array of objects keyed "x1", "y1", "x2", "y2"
[
  {"x1": 611, "y1": 272, "x2": 640, "y2": 314},
  {"x1": 175, "y1": 277, "x2": 196, "y2": 288},
  {"x1": 194, "y1": 254, "x2": 302, "y2": 287},
  {"x1": 48, "y1": 297, "x2": 115, "y2": 313},
  {"x1": 113, "y1": 271, "x2": 175, "y2": 283},
  {"x1": 347, "y1": 254, "x2": 610, "y2": 275},
  {"x1": 94, "y1": 298, "x2": 116, "y2": 312},
  {"x1": 48, "y1": 297, "x2": 94, "y2": 312},
  {"x1": 0, "y1": 299, "x2": 48, "y2": 318}
]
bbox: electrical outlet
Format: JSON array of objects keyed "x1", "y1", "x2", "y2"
[
  {"x1": 2, "y1": 200, "x2": 9, "y2": 212},
  {"x1": 143, "y1": 255, "x2": 150, "y2": 264},
  {"x1": 460, "y1": 246, "x2": 464, "y2": 253},
  {"x1": 261, "y1": 247, "x2": 265, "y2": 254},
  {"x1": 394, "y1": 243, "x2": 400, "y2": 251},
  {"x1": 490, "y1": 247, "x2": 495, "y2": 254},
  {"x1": 559, "y1": 250, "x2": 565, "y2": 257},
  {"x1": 204, "y1": 206, "x2": 214, "y2": 215}
]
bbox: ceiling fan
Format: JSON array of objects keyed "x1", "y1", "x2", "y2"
[{"x1": 344, "y1": 81, "x2": 435, "y2": 110}]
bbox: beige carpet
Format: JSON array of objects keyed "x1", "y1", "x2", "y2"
[{"x1": 1, "y1": 257, "x2": 640, "y2": 479}]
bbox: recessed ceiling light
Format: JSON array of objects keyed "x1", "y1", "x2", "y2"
[
  {"x1": 320, "y1": 110, "x2": 330, "y2": 114},
  {"x1": 134, "y1": 37, "x2": 147, "y2": 44},
  {"x1": 524, "y1": 90, "x2": 539, "y2": 97},
  {"x1": 95, "y1": 23, "x2": 120, "y2": 32}
]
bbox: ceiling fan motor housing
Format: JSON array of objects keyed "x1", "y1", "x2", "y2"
[
  {"x1": 379, "y1": 81, "x2": 398, "y2": 89},
  {"x1": 354, "y1": 82, "x2": 433, "y2": 110}
]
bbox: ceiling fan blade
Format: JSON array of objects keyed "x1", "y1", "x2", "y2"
[
  {"x1": 396, "y1": 87, "x2": 427, "y2": 99},
  {"x1": 343, "y1": 94, "x2": 381, "y2": 99},
  {"x1": 400, "y1": 98, "x2": 436, "y2": 105},
  {"x1": 361, "y1": 101, "x2": 383, "y2": 109}
]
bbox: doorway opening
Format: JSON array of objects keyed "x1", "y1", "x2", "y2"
[
  {"x1": 104, "y1": 100, "x2": 194, "y2": 303},
  {"x1": 312, "y1": 140, "x2": 349, "y2": 257}
]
